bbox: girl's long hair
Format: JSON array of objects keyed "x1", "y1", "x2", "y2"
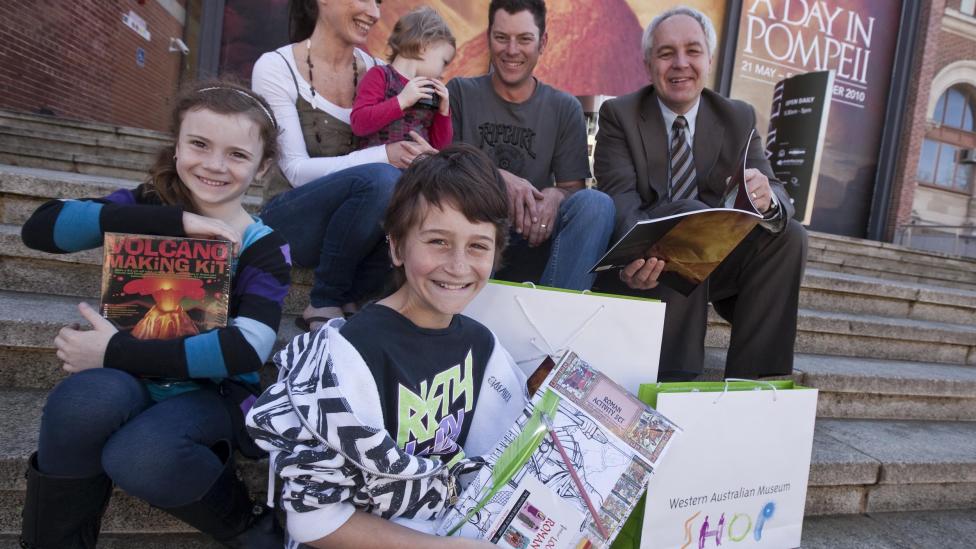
[{"x1": 146, "y1": 80, "x2": 278, "y2": 213}]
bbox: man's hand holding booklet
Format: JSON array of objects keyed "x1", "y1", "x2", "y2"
[{"x1": 590, "y1": 130, "x2": 763, "y2": 296}]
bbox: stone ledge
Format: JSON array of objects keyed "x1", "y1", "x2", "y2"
[
  {"x1": 0, "y1": 109, "x2": 171, "y2": 142},
  {"x1": 802, "y1": 509, "x2": 976, "y2": 548},
  {"x1": 0, "y1": 126, "x2": 163, "y2": 155},
  {"x1": 809, "y1": 231, "x2": 976, "y2": 270},
  {"x1": 817, "y1": 420, "x2": 976, "y2": 485},
  {"x1": 795, "y1": 354, "x2": 976, "y2": 398},
  {"x1": 0, "y1": 533, "x2": 221, "y2": 548}
]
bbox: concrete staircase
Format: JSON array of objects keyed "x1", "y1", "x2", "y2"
[{"x1": 1, "y1": 111, "x2": 975, "y2": 547}]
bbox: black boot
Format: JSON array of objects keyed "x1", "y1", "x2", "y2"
[
  {"x1": 160, "y1": 450, "x2": 282, "y2": 548},
  {"x1": 20, "y1": 452, "x2": 113, "y2": 549}
]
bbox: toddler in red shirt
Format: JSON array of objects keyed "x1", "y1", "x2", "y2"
[{"x1": 351, "y1": 7, "x2": 455, "y2": 150}]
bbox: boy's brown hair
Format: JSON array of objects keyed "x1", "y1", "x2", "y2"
[
  {"x1": 384, "y1": 144, "x2": 509, "y2": 285},
  {"x1": 388, "y1": 6, "x2": 456, "y2": 62}
]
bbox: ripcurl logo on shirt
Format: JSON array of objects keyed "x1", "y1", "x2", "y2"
[{"x1": 477, "y1": 122, "x2": 538, "y2": 161}]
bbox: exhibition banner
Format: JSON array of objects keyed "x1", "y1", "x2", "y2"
[{"x1": 729, "y1": 0, "x2": 903, "y2": 236}]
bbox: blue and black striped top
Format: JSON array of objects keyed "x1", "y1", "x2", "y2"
[{"x1": 21, "y1": 184, "x2": 292, "y2": 400}]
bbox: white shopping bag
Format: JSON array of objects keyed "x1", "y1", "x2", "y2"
[
  {"x1": 639, "y1": 381, "x2": 818, "y2": 549},
  {"x1": 463, "y1": 280, "x2": 666, "y2": 393}
]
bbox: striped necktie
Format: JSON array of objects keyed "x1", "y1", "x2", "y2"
[{"x1": 669, "y1": 115, "x2": 698, "y2": 201}]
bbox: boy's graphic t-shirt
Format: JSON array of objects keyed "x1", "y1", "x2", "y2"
[{"x1": 340, "y1": 304, "x2": 494, "y2": 462}]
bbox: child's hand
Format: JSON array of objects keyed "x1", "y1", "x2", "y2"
[
  {"x1": 386, "y1": 131, "x2": 438, "y2": 168},
  {"x1": 431, "y1": 79, "x2": 450, "y2": 116},
  {"x1": 56, "y1": 302, "x2": 118, "y2": 373},
  {"x1": 397, "y1": 77, "x2": 435, "y2": 110},
  {"x1": 183, "y1": 212, "x2": 242, "y2": 255}
]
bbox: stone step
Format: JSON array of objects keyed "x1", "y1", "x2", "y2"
[
  {"x1": 0, "y1": 533, "x2": 223, "y2": 548},
  {"x1": 706, "y1": 308, "x2": 976, "y2": 366},
  {"x1": 0, "y1": 144, "x2": 148, "y2": 181},
  {"x1": 806, "y1": 419, "x2": 976, "y2": 516},
  {"x1": 0, "y1": 389, "x2": 972, "y2": 532},
  {"x1": 0, "y1": 109, "x2": 171, "y2": 149},
  {"x1": 801, "y1": 508, "x2": 976, "y2": 548},
  {"x1": 0, "y1": 128, "x2": 159, "y2": 169},
  {"x1": 0, "y1": 164, "x2": 263, "y2": 226},
  {"x1": 0, "y1": 164, "x2": 143, "y2": 226},
  {"x1": 703, "y1": 350, "x2": 976, "y2": 422},
  {"x1": 810, "y1": 231, "x2": 976, "y2": 275},
  {"x1": 800, "y1": 268, "x2": 976, "y2": 325},
  {"x1": 797, "y1": 355, "x2": 976, "y2": 421},
  {"x1": 807, "y1": 253, "x2": 976, "y2": 293},
  {"x1": 808, "y1": 233, "x2": 976, "y2": 291}
]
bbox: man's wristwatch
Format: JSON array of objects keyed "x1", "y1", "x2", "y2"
[{"x1": 762, "y1": 198, "x2": 780, "y2": 219}]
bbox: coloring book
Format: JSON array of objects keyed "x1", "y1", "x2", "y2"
[{"x1": 437, "y1": 351, "x2": 681, "y2": 548}]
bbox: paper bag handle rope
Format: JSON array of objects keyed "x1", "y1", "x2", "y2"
[
  {"x1": 513, "y1": 294, "x2": 606, "y2": 361},
  {"x1": 712, "y1": 378, "x2": 779, "y2": 404}
]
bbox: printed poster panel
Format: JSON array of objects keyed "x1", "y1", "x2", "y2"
[
  {"x1": 765, "y1": 70, "x2": 834, "y2": 224},
  {"x1": 218, "y1": 1, "x2": 728, "y2": 97},
  {"x1": 729, "y1": 0, "x2": 903, "y2": 237}
]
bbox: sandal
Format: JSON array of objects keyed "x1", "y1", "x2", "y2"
[{"x1": 294, "y1": 316, "x2": 336, "y2": 332}]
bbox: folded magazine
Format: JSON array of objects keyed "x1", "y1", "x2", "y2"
[
  {"x1": 437, "y1": 351, "x2": 681, "y2": 548},
  {"x1": 590, "y1": 130, "x2": 761, "y2": 296}
]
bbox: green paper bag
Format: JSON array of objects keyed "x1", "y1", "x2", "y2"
[{"x1": 612, "y1": 380, "x2": 817, "y2": 549}]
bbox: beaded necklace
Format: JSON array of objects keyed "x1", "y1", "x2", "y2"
[{"x1": 305, "y1": 39, "x2": 358, "y2": 106}]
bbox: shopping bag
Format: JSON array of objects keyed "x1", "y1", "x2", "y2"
[
  {"x1": 463, "y1": 280, "x2": 666, "y2": 393},
  {"x1": 616, "y1": 380, "x2": 817, "y2": 549}
]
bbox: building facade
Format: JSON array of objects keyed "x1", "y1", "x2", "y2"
[
  {"x1": 0, "y1": 0, "x2": 189, "y2": 132},
  {"x1": 891, "y1": 0, "x2": 976, "y2": 256}
]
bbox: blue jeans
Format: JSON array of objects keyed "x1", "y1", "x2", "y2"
[
  {"x1": 261, "y1": 163, "x2": 401, "y2": 307},
  {"x1": 36, "y1": 369, "x2": 233, "y2": 508},
  {"x1": 498, "y1": 189, "x2": 615, "y2": 291}
]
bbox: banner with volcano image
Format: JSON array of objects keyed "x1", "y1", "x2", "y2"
[
  {"x1": 221, "y1": 0, "x2": 729, "y2": 98},
  {"x1": 100, "y1": 233, "x2": 232, "y2": 339}
]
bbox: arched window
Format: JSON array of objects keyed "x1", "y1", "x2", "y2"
[{"x1": 917, "y1": 85, "x2": 976, "y2": 192}]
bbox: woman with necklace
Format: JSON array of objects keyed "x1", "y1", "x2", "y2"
[{"x1": 253, "y1": 0, "x2": 435, "y2": 330}]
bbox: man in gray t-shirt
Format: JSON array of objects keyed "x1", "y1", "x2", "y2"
[{"x1": 447, "y1": 0, "x2": 613, "y2": 291}]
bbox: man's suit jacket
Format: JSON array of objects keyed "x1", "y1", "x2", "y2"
[{"x1": 594, "y1": 86, "x2": 793, "y2": 239}]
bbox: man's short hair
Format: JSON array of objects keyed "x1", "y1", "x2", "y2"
[
  {"x1": 488, "y1": 0, "x2": 547, "y2": 38},
  {"x1": 641, "y1": 6, "x2": 718, "y2": 63}
]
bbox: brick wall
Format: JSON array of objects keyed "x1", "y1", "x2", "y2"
[
  {"x1": 935, "y1": 27, "x2": 976, "y2": 69},
  {"x1": 887, "y1": 0, "x2": 976, "y2": 239},
  {"x1": 885, "y1": 0, "x2": 947, "y2": 240},
  {"x1": 0, "y1": 0, "x2": 185, "y2": 132}
]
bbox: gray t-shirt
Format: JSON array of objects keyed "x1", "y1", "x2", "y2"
[{"x1": 448, "y1": 75, "x2": 591, "y2": 190}]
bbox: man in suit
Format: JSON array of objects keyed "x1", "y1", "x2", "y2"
[{"x1": 593, "y1": 6, "x2": 807, "y2": 381}]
